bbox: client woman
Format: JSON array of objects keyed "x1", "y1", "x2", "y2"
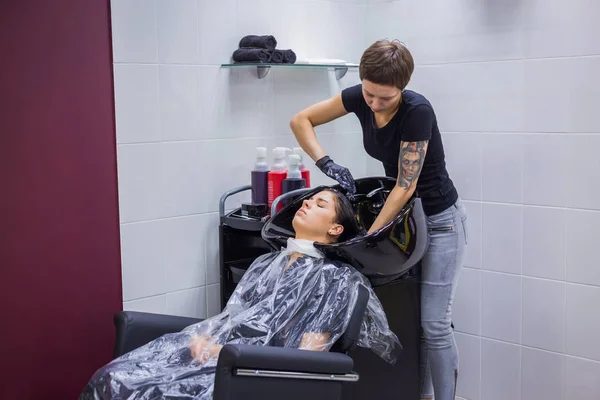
[{"x1": 80, "y1": 188, "x2": 401, "y2": 400}]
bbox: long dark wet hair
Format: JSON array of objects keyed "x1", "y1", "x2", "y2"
[{"x1": 324, "y1": 188, "x2": 365, "y2": 243}]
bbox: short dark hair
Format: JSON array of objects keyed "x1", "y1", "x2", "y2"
[
  {"x1": 359, "y1": 40, "x2": 415, "y2": 90},
  {"x1": 325, "y1": 188, "x2": 364, "y2": 243}
]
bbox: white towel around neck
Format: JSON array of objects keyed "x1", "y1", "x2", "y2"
[{"x1": 285, "y1": 238, "x2": 325, "y2": 259}]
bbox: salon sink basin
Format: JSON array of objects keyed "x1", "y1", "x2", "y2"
[{"x1": 262, "y1": 177, "x2": 429, "y2": 285}]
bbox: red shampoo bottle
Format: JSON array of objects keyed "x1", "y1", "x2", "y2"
[{"x1": 267, "y1": 147, "x2": 289, "y2": 213}]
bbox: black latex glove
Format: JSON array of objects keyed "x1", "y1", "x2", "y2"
[{"x1": 316, "y1": 156, "x2": 357, "y2": 198}]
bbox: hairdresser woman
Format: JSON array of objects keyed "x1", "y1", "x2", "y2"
[{"x1": 290, "y1": 40, "x2": 467, "y2": 400}]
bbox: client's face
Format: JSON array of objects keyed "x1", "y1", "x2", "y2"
[{"x1": 292, "y1": 190, "x2": 343, "y2": 242}]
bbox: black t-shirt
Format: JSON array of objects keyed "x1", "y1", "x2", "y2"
[{"x1": 341, "y1": 84, "x2": 458, "y2": 216}]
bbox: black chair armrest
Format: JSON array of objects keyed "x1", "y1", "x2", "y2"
[
  {"x1": 214, "y1": 344, "x2": 356, "y2": 400},
  {"x1": 113, "y1": 311, "x2": 202, "y2": 358},
  {"x1": 330, "y1": 283, "x2": 369, "y2": 354},
  {"x1": 217, "y1": 344, "x2": 354, "y2": 375}
]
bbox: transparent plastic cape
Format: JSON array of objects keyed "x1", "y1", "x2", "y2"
[{"x1": 81, "y1": 243, "x2": 401, "y2": 399}]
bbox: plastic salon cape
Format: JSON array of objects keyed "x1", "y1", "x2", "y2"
[{"x1": 80, "y1": 238, "x2": 401, "y2": 400}]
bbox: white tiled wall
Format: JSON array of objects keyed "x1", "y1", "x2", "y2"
[
  {"x1": 112, "y1": 0, "x2": 600, "y2": 397},
  {"x1": 111, "y1": 0, "x2": 368, "y2": 320},
  {"x1": 366, "y1": 0, "x2": 600, "y2": 398}
]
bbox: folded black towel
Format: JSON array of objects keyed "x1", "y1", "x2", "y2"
[
  {"x1": 267, "y1": 49, "x2": 296, "y2": 64},
  {"x1": 269, "y1": 50, "x2": 284, "y2": 63},
  {"x1": 232, "y1": 48, "x2": 271, "y2": 63},
  {"x1": 282, "y1": 49, "x2": 296, "y2": 64},
  {"x1": 239, "y1": 35, "x2": 277, "y2": 51}
]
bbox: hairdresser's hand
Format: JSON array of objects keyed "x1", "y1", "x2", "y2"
[{"x1": 316, "y1": 156, "x2": 357, "y2": 199}]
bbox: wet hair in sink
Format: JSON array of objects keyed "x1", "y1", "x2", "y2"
[{"x1": 324, "y1": 188, "x2": 365, "y2": 243}]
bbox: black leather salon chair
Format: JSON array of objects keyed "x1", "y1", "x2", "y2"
[{"x1": 112, "y1": 283, "x2": 376, "y2": 400}]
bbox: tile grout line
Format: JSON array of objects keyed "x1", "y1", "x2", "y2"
[
  {"x1": 194, "y1": 0, "x2": 201, "y2": 71},
  {"x1": 203, "y1": 200, "x2": 210, "y2": 319},
  {"x1": 415, "y1": 52, "x2": 600, "y2": 67},
  {"x1": 478, "y1": 137, "x2": 483, "y2": 268},
  {"x1": 121, "y1": 211, "x2": 220, "y2": 225},
  {"x1": 519, "y1": 199, "x2": 524, "y2": 400},
  {"x1": 124, "y1": 284, "x2": 214, "y2": 304},
  {"x1": 478, "y1": 148, "x2": 483, "y2": 400},
  {"x1": 123, "y1": 293, "x2": 166, "y2": 303},
  {"x1": 157, "y1": 14, "x2": 168, "y2": 312},
  {"x1": 475, "y1": 268, "x2": 600, "y2": 290},
  {"x1": 152, "y1": 0, "x2": 165, "y2": 288},
  {"x1": 154, "y1": 0, "x2": 163, "y2": 143},
  {"x1": 479, "y1": 150, "x2": 483, "y2": 399},
  {"x1": 113, "y1": 53, "x2": 600, "y2": 68},
  {"x1": 563, "y1": 211, "x2": 569, "y2": 400},
  {"x1": 152, "y1": 0, "x2": 159, "y2": 64},
  {"x1": 443, "y1": 131, "x2": 600, "y2": 136},
  {"x1": 456, "y1": 331, "x2": 600, "y2": 365},
  {"x1": 479, "y1": 261, "x2": 483, "y2": 400},
  {"x1": 116, "y1": 131, "x2": 363, "y2": 146},
  {"x1": 519, "y1": 269, "x2": 523, "y2": 400},
  {"x1": 162, "y1": 221, "x2": 168, "y2": 311},
  {"x1": 563, "y1": 281, "x2": 568, "y2": 400},
  {"x1": 473, "y1": 201, "x2": 599, "y2": 213}
]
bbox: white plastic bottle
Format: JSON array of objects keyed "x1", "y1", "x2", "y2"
[
  {"x1": 292, "y1": 147, "x2": 305, "y2": 170},
  {"x1": 292, "y1": 147, "x2": 310, "y2": 187},
  {"x1": 281, "y1": 154, "x2": 307, "y2": 208}
]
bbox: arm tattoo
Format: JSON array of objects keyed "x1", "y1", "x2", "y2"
[{"x1": 397, "y1": 140, "x2": 428, "y2": 189}]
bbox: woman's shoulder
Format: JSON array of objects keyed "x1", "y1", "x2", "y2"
[
  {"x1": 341, "y1": 84, "x2": 367, "y2": 114},
  {"x1": 402, "y1": 89, "x2": 433, "y2": 110},
  {"x1": 342, "y1": 83, "x2": 363, "y2": 95}
]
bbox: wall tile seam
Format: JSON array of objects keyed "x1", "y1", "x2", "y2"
[
  {"x1": 304, "y1": 0, "x2": 369, "y2": 5},
  {"x1": 120, "y1": 211, "x2": 220, "y2": 226},
  {"x1": 413, "y1": 53, "x2": 600, "y2": 68},
  {"x1": 441, "y1": 131, "x2": 600, "y2": 136},
  {"x1": 455, "y1": 332, "x2": 600, "y2": 365},
  {"x1": 479, "y1": 269, "x2": 600, "y2": 289},
  {"x1": 466, "y1": 200, "x2": 600, "y2": 213},
  {"x1": 124, "y1": 285, "x2": 209, "y2": 302},
  {"x1": 114, "y1": 63, "x2": 226, "y2": 67},
  {"x1": 116, "y1": 132, "x2": 364, "y2": 146},
  {"x1": 563, "y1": 193, "x2": 569, "y2": 397}
]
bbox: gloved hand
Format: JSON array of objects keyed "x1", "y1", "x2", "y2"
[{"x1": 316, "y1": 156, "x2": 357, "y2": 198}]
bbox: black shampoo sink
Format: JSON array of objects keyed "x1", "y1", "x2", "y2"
[{"x1": 261, "y1": 177, "x2": 429, "y2": 285}]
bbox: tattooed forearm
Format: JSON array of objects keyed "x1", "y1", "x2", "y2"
[{"x1": 397, "y1": 140, "x2": 428, "y2": 189}]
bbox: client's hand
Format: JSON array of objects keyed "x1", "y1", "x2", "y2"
[
  {"x1": 316, "y1": 156, "x2": 357, "y2": 199},
  {"x1": 189, "y1": 335, "x2": 223, "y2": 363},
  {"x1": 299, "y1": 332, "x2": 331, "y2": 352}
]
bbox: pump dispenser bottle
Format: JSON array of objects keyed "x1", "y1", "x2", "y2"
[
  {"x1": 251, "y1": 147, "x2": 269, "y2": 205},
  {"x1": 281, "y1": 154, "x2": 306, "y2": 206},
  {"x1": 292, "y1": 147, "x2": 310, "y2": 188},
  {"x1": 267, "y1": 147, "x2": 290, "y2": 211}
]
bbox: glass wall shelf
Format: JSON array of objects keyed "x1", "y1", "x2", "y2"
[{"x1": 221, "y1": 63, "x2": 359, "y2": 80}]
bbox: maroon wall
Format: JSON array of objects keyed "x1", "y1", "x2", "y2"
[{"x1": 0, "y1": 1, "x2": 122, "y2": 398}]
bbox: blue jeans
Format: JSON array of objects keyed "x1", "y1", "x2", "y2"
[{"x1": 420, "y1": 198, "x2": 468, "y2": 400}]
